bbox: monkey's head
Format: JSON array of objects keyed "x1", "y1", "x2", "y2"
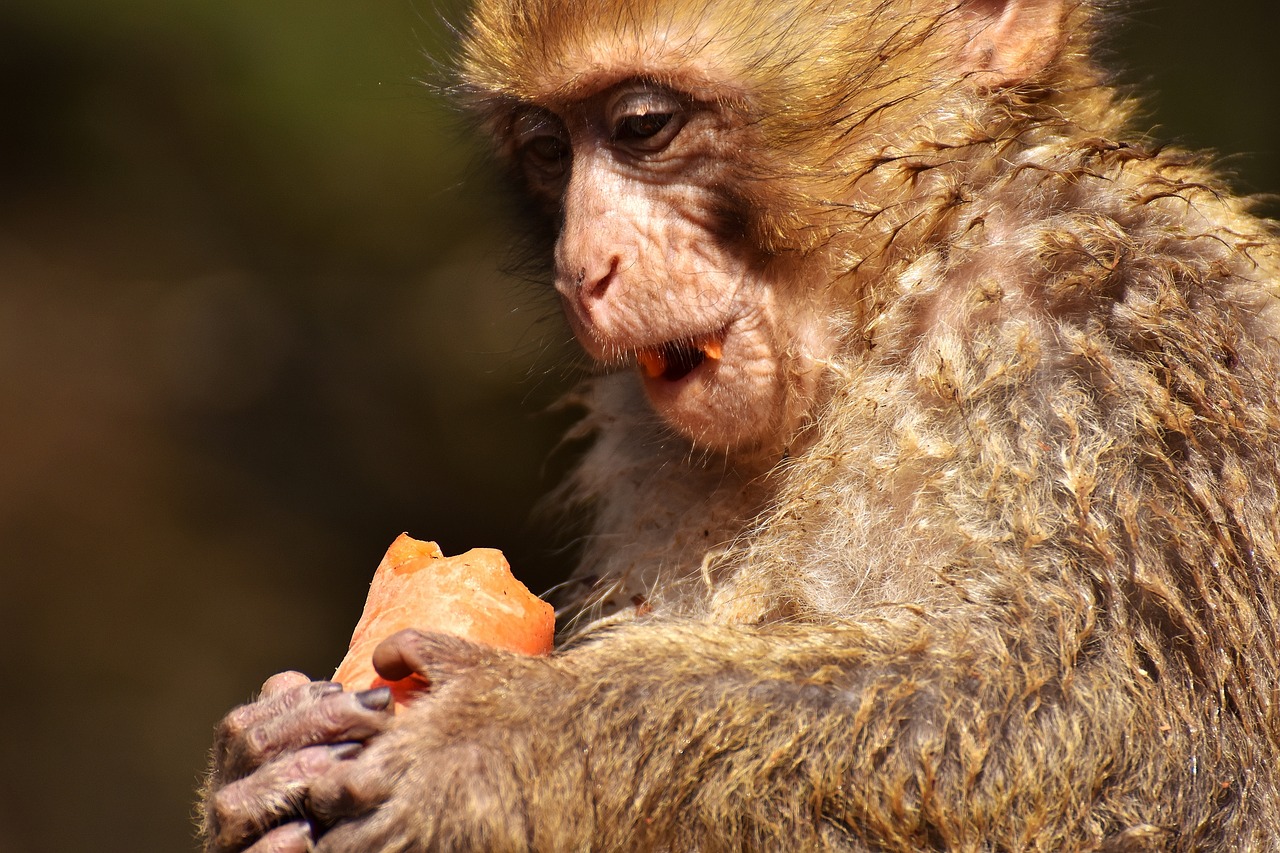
[{"x1": 459, "y1": 0, "x2": 1089, "y2": 452}]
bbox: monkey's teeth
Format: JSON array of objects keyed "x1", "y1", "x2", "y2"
[
  {"x1": 637, "y1": 341, "x2": 708, "y2": 382},
  {"x1": 637, "y1": 348, "x2": 667, "y2": 379}
]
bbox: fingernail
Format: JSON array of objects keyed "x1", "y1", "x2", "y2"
[
  {"x1": 331, "y1": 742, "x2": 362, "y2": 760},
  {"x1": 354, "y1": 686, "x2": 392, "y2": 710}
]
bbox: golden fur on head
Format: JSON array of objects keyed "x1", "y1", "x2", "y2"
[{"x1": 460, "y1": 0, "x2": 1106, "y2": 255}]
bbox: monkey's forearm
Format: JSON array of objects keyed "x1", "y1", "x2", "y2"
[{"x1": 400, "y1": 616, "x2": 1151, "y2": 852}]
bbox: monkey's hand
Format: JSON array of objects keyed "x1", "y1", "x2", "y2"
[
  {"x1": 199, "y1": 671, "x2": 395, "y2": 853},
  {"x1": 296, "y1": 629, "x2": 579, "y2": 851}
]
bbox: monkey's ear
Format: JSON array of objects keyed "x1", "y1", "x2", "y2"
[{"x1": 953, "y1": 0, "x2": 1068, "y2": 88}]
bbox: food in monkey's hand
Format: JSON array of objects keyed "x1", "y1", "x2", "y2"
[{"x1": 332, "y1": 533, "x2": 555, "y2": 707}]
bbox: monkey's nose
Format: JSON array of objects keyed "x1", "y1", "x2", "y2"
[
  {"x1": 580, "y1": 257, "x2": 618, "y2": 303},
  {"x1": 559, "y1": 257, "x2": 619, "y2": 321}
]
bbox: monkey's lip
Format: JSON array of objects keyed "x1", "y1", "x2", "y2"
[{"x1": 634, "y1": 333, "x2": 725, "y2": 384}]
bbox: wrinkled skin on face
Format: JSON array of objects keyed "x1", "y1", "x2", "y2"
[{"x1": 514, "y1": 80, "x2": 837, "y2": 451}]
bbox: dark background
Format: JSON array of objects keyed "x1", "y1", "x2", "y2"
[{"x1": 0, "y1": 2, "x2": 1275, "y2": 851}]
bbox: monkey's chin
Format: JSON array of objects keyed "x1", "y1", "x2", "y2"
[{"x1": 637, "y1": 345, "x2": 787, "y2": 453}]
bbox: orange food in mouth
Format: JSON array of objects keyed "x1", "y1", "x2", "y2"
[{"x1": 637, "y1": 337, "x2": 723, "y2": 381}]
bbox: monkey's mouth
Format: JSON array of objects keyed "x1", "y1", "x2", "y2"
[{"x1": 635, "y1": 336, "x2": 724, "y2": 383}]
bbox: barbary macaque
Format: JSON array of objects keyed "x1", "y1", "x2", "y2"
[{"x1": 201, "y1": 0, "x2": 1280, "y2": 849}]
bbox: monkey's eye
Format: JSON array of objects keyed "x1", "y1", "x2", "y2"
[
  {"x1": 512, "y1": 109, "x2": 570, "y2": 182},
  {"x1": 609, "y1": 89, "x2": 684, "y2": 153},
  {"x1": 527, "y1": 134, "x2": 569, "y2": 163},
  {"x1": 616, "y1": 112, "x2": 671, "y2": 141}
]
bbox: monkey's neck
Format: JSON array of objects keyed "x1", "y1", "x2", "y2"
[{"x1": 549, "y1": 375, "x2": 784, "y2": 632}]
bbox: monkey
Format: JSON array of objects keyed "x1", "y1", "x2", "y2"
[{"x1": 200, "y1": 0, "x2": 1280, "y2": 849}]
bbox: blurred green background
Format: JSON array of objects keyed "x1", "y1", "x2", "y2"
[{"x1": 0, "y1": 1, "x2": 1275, "y2": 851}]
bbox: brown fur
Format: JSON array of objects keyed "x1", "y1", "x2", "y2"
[{"x1": 202, "y1": 0, "x2": 1280, "y2": 849}]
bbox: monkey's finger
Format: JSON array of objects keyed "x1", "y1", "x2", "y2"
[
  {"x1": 242, "y1": 821, "x2": 312, "y2": 853},
  {"x1": 222, "y1": 687, "x2": 393, "y2": 778},
  {"x1": 213, "y1": 680, "x2": 345, "y2": 780},
  {"x1": 208, "y1": 744, "x2": 359, "y2": 852},
  {"x1": 222, "y1": 680, "x2": 342, "y2": 741},
  {"x1": 259, "y1": 671, "x2": 314, "y2": 700},
  {"x1": 311, "y1": 814, "x2": 400, "y2": 853},
  {"x1": 306, "y1": 751, "x2": 396, "y2": 825},
  {"x1": 372, "y1": 628, "x2": 498, "y2": 684}
]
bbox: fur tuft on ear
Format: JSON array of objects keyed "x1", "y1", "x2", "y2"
[{"x1": 955, "y1": 0, "x2": 1069, "y2": 88}]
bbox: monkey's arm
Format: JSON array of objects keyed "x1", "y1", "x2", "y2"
[{"x1": 297, "y1": 612, "x2": 1151, "y2": 852}]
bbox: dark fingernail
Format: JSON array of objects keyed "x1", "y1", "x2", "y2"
[
  {"x1": 354, "y1": 686, "x2": 392, "y2": 710},
  {"x1": 331, "y1": 742, "x2": 362, "y2": 759}
]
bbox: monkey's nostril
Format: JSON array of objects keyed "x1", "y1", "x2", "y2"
[{"x1": 581, "y1": 257, "x2": 620, "y2": 303}]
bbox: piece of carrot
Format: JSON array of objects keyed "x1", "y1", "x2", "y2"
[{"x1": 333, "y1": 533, "x2": 555, "y2": 707}]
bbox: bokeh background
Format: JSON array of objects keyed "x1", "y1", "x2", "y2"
[{"x1": 0, "y1": 1, "x2": 1275, "y2": 851}]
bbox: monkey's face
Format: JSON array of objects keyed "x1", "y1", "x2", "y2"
[
  {"x1": 502, "y1": 81, "x2": 836, "y2": 451},
  {"x1": 463, "y1": 0, "x2": 1022, "y2": 452}
]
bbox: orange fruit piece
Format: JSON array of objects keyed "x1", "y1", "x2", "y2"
[{"x1": 333, "y1": 533, "x2": 554, "y2": 707}]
